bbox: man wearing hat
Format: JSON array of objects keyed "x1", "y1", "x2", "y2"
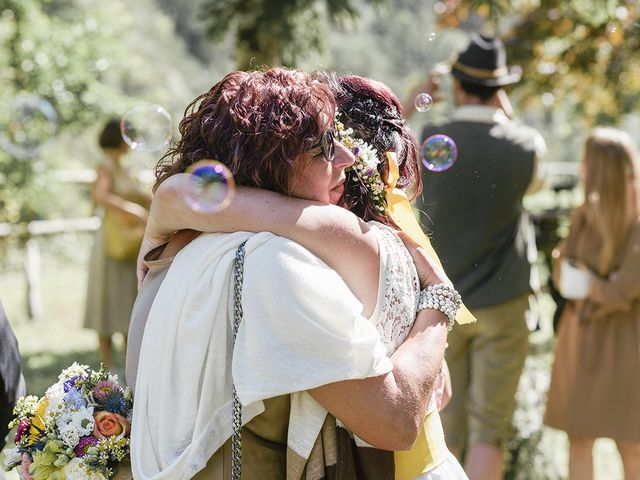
[{"x1": 414, "y1": 34, "x2": 546, "y2": 479}]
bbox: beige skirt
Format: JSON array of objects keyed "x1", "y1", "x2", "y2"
[
  {"x1": 544, "y1": 302, "x2": 640, "y2": 442},
  {"x1": 84, "y1": 227, "x2": 137, "y2": 336}
]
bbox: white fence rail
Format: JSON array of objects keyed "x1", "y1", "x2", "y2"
[
  {"x1": 2, "y1": 163, "x2": 580, "y2": 319},
  {"x1": 0, "y1": 216, "x2": 101, "y2": 238},
  {"x1": 1, "y1": 216, "x2": 102, "y2": 319}
]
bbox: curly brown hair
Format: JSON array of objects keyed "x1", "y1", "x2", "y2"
[{"x1": 154, "y1": 68, "x2": 336, "y2": 195}]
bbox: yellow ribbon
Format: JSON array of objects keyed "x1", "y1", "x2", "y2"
[
  {"x1": 386, "y1": 151, "x2": 474, "y2": 477},
  {"x1": 384, "y1": 152, "x2": 475, "y2": 325},
  {"x1": 394, "y1": 409, "x2": 448, "y2": 479}
]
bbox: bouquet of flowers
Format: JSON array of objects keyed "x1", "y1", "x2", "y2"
[{"x1": 2, "y1": 363, "x2": 132, "y2": 480}]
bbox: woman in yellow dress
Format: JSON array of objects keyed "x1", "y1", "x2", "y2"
[{"x1": 84, "y1": 118, "x2": 150, "y2": 369}]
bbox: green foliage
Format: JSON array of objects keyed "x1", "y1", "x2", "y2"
[
  {"x1": 437, "y1": 0, "x2": 640, "y2": 124},
  {"x1": 0, "y1": 0, "x2": 228, "y2": 227},
  {"x1": 200, "y1": 0, "x2": 385, "y2": 69},
  {"x1": 324, "y1": 0, "x2": 468, "y2": 106},
  {"x1": 505, "y1": 351, "x2": 562, "y2": 480}
]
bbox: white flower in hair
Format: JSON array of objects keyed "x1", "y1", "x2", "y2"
[
  {"x1": 356, "y1": 143, "x2": 380, "y2": 170},
  {"x1": 335, "y1": 114, "x2": 387, "y2": 212}
]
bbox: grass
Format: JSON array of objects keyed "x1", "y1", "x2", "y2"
[
  {"x1": 0, "y1": 233, "x2": 626, "y2": 479},
  {"x1": 1, "y1": 233, "x2": 126, "y2": 480},
  {"x1": 2, "y1": 233, "x2": 127, "y2": 396}
]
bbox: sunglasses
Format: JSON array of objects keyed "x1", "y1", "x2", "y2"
[{"x1": 312, "y1": 128, "x2": 336, "y2": 163}]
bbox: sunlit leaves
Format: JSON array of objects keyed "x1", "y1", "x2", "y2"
[
  {"x1": 435, "y1": 0, "x2": 640, "y2": 123},
  {"x1": 201, "y1": 0, "x2": 386, "y2": 69}
]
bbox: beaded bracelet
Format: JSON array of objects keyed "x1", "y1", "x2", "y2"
[{"x1": 416, "y1": 283, "x2": 462, "y2": 331}]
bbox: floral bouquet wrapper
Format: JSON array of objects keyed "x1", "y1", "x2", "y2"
[{"x1": 2, "y1": 363, "x2": 133, "y2": 480}]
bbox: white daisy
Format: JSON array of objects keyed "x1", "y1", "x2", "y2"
[{"x1": 71, "y1": 405, "x2": 95, "y2": 437}]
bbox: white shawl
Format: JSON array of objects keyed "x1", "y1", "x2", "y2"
[{"x1": 131, "y1": 231, "x2": 392, "y2": 480}]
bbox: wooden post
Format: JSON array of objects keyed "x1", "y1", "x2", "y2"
[{"x1": 24, "y1": 237, "x2": 43, "y2": 320}]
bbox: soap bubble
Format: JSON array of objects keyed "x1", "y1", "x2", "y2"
[
  {"x1": 433, "y1": 2, "x2": 446, "y2": 15},
  {"x1": 121, "y1": 104, "x2": 172, "y2": 152},
  {"x1": 421, "y1": 134, "x2": 458, "y2": 172},
  {"x1": 541, "y1": 92, "x2": 555, "y2": 108},
  {"x1": 183, "y1": 160, "x2": 236, "y2": 213},
  {"x1": 414, "y1": 93, "x2": 433, "y2": 113},
  {"x1": 0, "y1": 94, "x2": 58, "y2": 159}
]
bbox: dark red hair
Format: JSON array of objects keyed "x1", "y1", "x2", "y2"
[
  {"x1": 318, "y1": 73, "x2": 422, "y2": 224},
  {"x1": 155, "y1": 68, "x2": 335, "y2": 194}
]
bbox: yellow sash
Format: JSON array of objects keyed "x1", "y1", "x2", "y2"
[
  {"x1": 395, "y1": 410, "x2": 448, "y2": 478},
  {"x1": 384, "y1": 153, "x2": 475, "y2": 478},
  {"x1": 384, "y1": 152, "x2": 475, "y2": 326}
]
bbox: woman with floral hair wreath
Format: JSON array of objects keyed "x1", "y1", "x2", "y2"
[{"x1": 130, "y1": 69, "x2": 467, "y2": 479}]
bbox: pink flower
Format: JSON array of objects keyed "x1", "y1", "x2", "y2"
[
  {"x1": 15, "y1": 418, "x2": 30, "y2": 443},
  {"x1": 93, "y1": 411, "x2": 130, "y2": 439},
  {"x1": 21, "y1": 453, "x2": 33, "y2": 480},
  {"x1": 93, "y1": 380, "x2": 118, "y2": 401}
]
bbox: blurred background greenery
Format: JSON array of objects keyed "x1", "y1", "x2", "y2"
[{"x1": 1, "y1": 0, "x2": 639, "y2": 478}]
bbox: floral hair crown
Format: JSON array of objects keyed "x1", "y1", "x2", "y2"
[{"x1": 335, "y1": 114, "x2": 387, "y2": 212}]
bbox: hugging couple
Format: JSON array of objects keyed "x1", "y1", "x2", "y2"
[{"x1": 126, "y1": 67, "x2": 471, "y2": 480}]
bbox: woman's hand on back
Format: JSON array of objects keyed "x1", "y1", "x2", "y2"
[
  {"x1": 136, "y1": 200, "x2": 175, "y2": 288},
  {"x1": 136, "y1": 225, "x2": 166, "y2": 288},
  {"x1": 435, "y1": 360, "x2": 452, "y2": 412}
]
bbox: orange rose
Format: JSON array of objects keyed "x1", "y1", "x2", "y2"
[{"x1": 92, "y1": 411, "x2": 130, "y2": 439}]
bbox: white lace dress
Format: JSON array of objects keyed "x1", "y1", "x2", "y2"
[
  {"x1": 369, "y1": 222, "x2": 468, "y2": 480},
  {"x1": 370, "y1": 221, "x2": 421, "y2": 353},
  {"x1": 369, "y1": 221, "x2": 438, "y2": 411}
]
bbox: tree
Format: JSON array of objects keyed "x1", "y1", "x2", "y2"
[
  {"x1": 0, "y1": 0, "x2": 223, "y2": 227},
  {"x1": 200, "y1": 0, "x2": 385, "y2": 69},
  {"x1": 435, "y1": 0, "x2": 640, "y2": 124}
]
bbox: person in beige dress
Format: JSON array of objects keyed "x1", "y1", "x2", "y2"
[
  {"x1": 84, "y1": 118, "x2": 149, "y2": 369},
  {"x1": 544, "y1": 127, "x2": 640, "y2": 480}
]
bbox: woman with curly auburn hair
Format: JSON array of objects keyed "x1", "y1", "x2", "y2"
[
  {"x1": 129, "y1": 68, "x2": 465, "y2": 479},
  {"x1": 545, "y1": 127, "x2": 640, "y2": 480},
  {"x1": 154, "y1": 68, "x2": 336, "y2": 196}
]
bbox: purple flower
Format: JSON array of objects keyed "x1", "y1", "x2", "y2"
[
  {"x1": 73, "y1": 435, "x2": 98, "y2": 457},
  {"x1": 93, "y1": 380, "x2": 119, "y2": 401},
  {"x1": 63, "y1": 375, "x2": 86, "y2": 392},
  {"x1": 15, "y1": 418, "x2": 30, "y2": 443}
]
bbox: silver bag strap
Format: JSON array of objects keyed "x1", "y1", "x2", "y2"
[{"x1": 231, "y1": 240, "x2": 248, "y2": 480}]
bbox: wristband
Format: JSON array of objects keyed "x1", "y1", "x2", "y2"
[{"x1": 416, "y1": 284, "x2": 462, "y2": 331}]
